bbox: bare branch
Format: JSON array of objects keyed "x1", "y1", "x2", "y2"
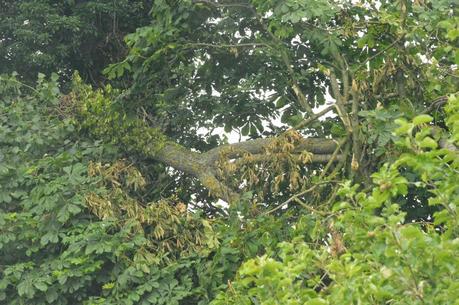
[
  {"x1": 153, "y1": 143, "x2": 239, "y2": 202},
  {"x1": 182, "y1": 42, "x2": 268, "y2": 49},
  {"x1": 350, "y1": 81, "x2": 362, "y2": 173},
  {"x1": 150, "y1": 136, "x2": 340, "y2": 203},
  {"x1": 319, "y1": 137, "x2": 349, "y2": 180},
  {"x1": 294, "y1": 104, "x2": 336, "y2": 130},
  {"x1": 230, "y1": 153, "x2": 343, "y2": 168},
  {"x1": 329, "y1": 71, "x2": 352, "y2": 130},
  {"x1": 353, "y1": 36, "x2": 403, "y2": 73},
  {"x1": 203, "y1": 137, "x2": 339, "y2": 164},
  {"x1": 263, "y1": 181, "x2": 336, "y2": 215},
  {"x1": 192, "y1": 0, "x2": 252, "y2": 9}
]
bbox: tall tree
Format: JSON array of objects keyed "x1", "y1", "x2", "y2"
[
  {"x1": 0, "y1": 0, "x2": 152, "y2": 85},
  {"x1": 1, "y1": 0, "x2": 458, "y2": 304},
  {"x1": 89, "y1": 0, "x2": 458, "y2": 210}
]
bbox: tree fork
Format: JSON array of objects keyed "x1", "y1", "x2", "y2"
[{"x1": 75, "y1": 88, "x2": 341, "y2": 203}]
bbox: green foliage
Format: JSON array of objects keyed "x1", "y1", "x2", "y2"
[
  {"x1": 71, "y1": 74, "x2": 168, "y2": 157},
  {"x1": 212, "y1": 95, "x2": 459, "y2": 304},
  {"x1": 1, "y1": 0, "x2": 459, "y2": 304},
  {"x1": 0, "y1": 76, "x2": 211, "y2": 304},
  {"x1": 0, "y1": 0, "x2": 152, "y2": 85},
  {"x1": 0, "y1": 75, "x2": 300, "y2": 304}
]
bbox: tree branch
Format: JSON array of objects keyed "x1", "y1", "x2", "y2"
[
  {"x1": 294, "y1": 104, "x2": 335, "y2": 130},
  {"x1": 329, "y1": 71, "x2": 352, "y2": 130},
  {"x1": 76, "y1": 89, "x2": 341, "y2": 204},
  {"x1": 230, "y1": 153, "x2": 343, "y2": 168},
  {"x1": 151, "y1": 143, "x2": 239, "y2": 203},
  {"x1": 182, "y1": 42, "x2": 268, "y2": 49},
  {"x1": 203, "y1": 137, "x2": 338, "y2": 164},
  {"x1": 151, "y1": 136, "x2": 339, "y2": 203}
]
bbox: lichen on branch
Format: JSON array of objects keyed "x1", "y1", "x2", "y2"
[{"x1": 69, "y1": 75, "x2": 341, "y2": 203}]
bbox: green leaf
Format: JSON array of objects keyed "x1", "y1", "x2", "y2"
[
  {"x1": 224, "y1": 124, "x2": 232, "y2": 133},
  {"x1": 419, "y1": 137, "x2": 438, "y2": 149},
  {"x1": 34, "y1": 281, "x2": 48, "y2": 292},
  {"x1": 412, "y1": 114, "x2": 433, "y2": 126},
  {"x1": 306, "y1": 298, "x2": 328, "y2": 305},
  {"x1": 276, "y1": 97, "x2": 288, "y2": 108},
  {"x1": 400, "y1": 226, "x2": 423, "y2": 240},
  {"x1": 45, "y1": 288, "x2": 58, "y2": 303},
  {"x1": 17, "y1": 280, "x2": 35, "y2": 298},
  {"x1": 241, "y1": 124, "x2": 250, "y2": 136},
  {"x1": 394, "y1": 119, "x2": 413, "y2": 135}
]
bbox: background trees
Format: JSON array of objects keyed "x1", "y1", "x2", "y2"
[
  {"x1": 0, "y1": 0, "x2": 458, "y2": 304},
  {"x1": 0, "y1": 0, "x2": 152, "y2": 85}
]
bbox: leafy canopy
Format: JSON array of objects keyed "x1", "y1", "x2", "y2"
[{"x1": 0, "y1": 0, "x2": 458, "y2": 304}]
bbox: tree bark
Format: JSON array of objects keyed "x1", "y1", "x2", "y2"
[
  {"x1": 76, "y1": 93, "x2": 340, "y2": 203},
  {"x1": 152, "y1": 137, "x2": 339, "y2": 203}
]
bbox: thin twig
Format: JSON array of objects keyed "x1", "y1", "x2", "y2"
[
  {"x1": 293, "y1": 198, "x2": 330, "y2": 216},
  {"x1": 391, "y1": 230, "x2": 426, "y2": 305},
  {"x1": 263, "y1": 181, "x2": 335, "y2": 215},
  {"x1": 294, "y1": 104, "x2": 335, "y2": 130},
  {"x1": 1, "y1": 77, "x2": 40, "y2": 94},
  {"x1": 329, "y1": 71, "x2": 352, "y2": 130},
  {"x1": 195, "y1": 0, "x2": 314, "y2": 114},
  {"x1": 250, "y1": 5, "x2": 313, "y2": 114},
  {"x1": 329, "y1": 140, "x2": 350, "y2": 179},
  {"x1": 192, "y1": 0, "x2": 251, "y2": 9},
  {"x1": 319, "y1": 137, "x2": 349, "y2": 180},
  {"x1": 182, "y1": 42, "x2": 268, "y2": 49},
  {"x1": 350, "y1": 80, "x2": 362, "y2": 176},
  {"x1": 422, "y1": 95, "x2": 449, "y2": 114},
  {"x1": 353, "y1": 37, "x2": 403, "y2": 73}
]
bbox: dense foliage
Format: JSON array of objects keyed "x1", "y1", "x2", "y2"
[
  {"x1": 0, "y1": 0, "x2": 458, "y2": 304},
  {"x1": 212, "y1": 99, "x2": 459, "y2": 304},
  {"x1": 0, "y1": 0, "x2": 152, "y2": 85}
]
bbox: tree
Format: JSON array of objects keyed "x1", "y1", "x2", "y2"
[
  {"x1": 0, "y1": 0, "x2": 153, "y2": 85},
  {"x1": 88, "y1": 0, "x2": 458, "y2": 211},
  {"x1": 0, "y1": 0, "x2": 458, "y2": 304}
]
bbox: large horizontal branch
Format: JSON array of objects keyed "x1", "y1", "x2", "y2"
[
  {"x1": 151, "y1": 143, "x2": 239, "y2": 203},
  {"x1": 149, "y1": 136, "x2": 339, "y2": 203},
  {"x1": 203, "y1": 137, "x2": 338, "y2": 165},
  {"x1": 76, "y1": 92, "x2": 341, "y2": 203},
  {"x1": 231, "y1": 153, "x2": 343, "y2": 168}
]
